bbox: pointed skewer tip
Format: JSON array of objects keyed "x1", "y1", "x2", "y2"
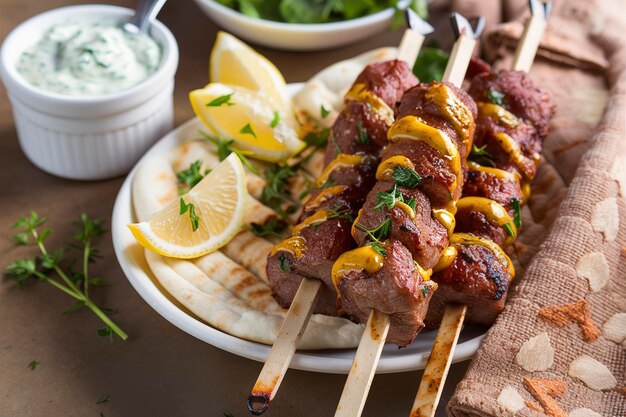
[
  {"x1": 404, "y1": 8, "x2": 434, "y2": 36},
  {"x1": 449, "y1": 13, "x2": 485, "y2": 40},
  {"x1": 529, "y1": 0, "x2": 552, "y2": 19}
]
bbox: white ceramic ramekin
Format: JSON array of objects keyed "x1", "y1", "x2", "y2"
[
  {"x1": 0, "y1": 5, "x2": 179, "y2": 180},
  {"x1": 193, "y1": 0, "x2": 395, "y2": 51}
]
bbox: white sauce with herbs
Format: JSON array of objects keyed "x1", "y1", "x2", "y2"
[{"x1": 17, "y1": 22, "x2": 161, "y2": 96}]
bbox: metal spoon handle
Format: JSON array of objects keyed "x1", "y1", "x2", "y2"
[{"x1": 124, "y1": 0, "x2": 168, "y2": 35}]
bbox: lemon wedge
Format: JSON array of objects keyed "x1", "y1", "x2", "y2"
[
  {"x1": 210, "y1": 31, "x2": 290, "y2": 110},
  {"x1": 190, "y1": 83, "x2": 304, "y2": 162},
  {"x1": 129, "y1": 154, "x2": 247, "y2": 259}
]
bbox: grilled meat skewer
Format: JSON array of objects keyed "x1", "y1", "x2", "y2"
[
  {"x1": 334, "y1": 81, "x2": 477, "y2": 347},
  {"x1": 425, "y1": 69, "x2": 556, "y2": 327},
  {"x1": 267, "y1": 60, "x2": 418, "y2": 316}
]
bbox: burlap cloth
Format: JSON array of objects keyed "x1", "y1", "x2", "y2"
[{"x1": 429, "y1": 0, "x2": 626, "y2": 416}]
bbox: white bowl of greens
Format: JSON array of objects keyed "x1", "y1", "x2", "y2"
[{"x1": 193, "y1": 0, "x2": 427, "y2": 51}]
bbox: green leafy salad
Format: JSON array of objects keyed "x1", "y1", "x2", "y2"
[{"x1": 214, "y1": 0, "x2": 428, "y2": 25}]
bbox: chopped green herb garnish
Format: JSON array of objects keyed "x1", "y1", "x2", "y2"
[
  {"x1": 504, "y1": 223, "x2": 515, "y2": 238},
  {"x1": 471, "y1": 144, "x2": 493, "y2": 158},
  {"x1": 176, "y1": 160, "x2": 209, "y2": 192},
  {"x1": 278, "y1": 254, "x2": 291, "y2": 273},
  {"x1": 27, "y1": 360, "x2": 40, "y2": 371},
  {"x1": 270, "y1": 111, "x2": 280, "y2": 128},
  {"x1": 327, "y1": 205, "x2": 354, "y2": 222},
  {"x1": 406, "y1": 198, "x2": 416, "y2": 211},
  {"x1": 449, "y1": 191, "x2": 454, "y2": 200},
  {"x1": 206, "y1": 93, "x2": 235, "y2": 107},
  {"x1": 303, "y1": 128, "x2": 329, "y2": 149},
  {"x1": 97, "y1": 394, "x2": 110, "y2": 404},
  {"x1": 179, "y1": 198, "x2": 199, "y2": 232},
  {"x1": 5, "y1": 212, "x2": 127, "y2": 341},
  {"x1": 251, "y1": 219, "x2": 285, "y2": 238},
  {"x1": 240, "y1": 123, "x2": 256, "y2": 138},
  {"x1": 369, "y1": 241, "x2": 387, "y2": 257},
  {"x1": 511, "y1": 198, "x2": 522, "y2": 228},
  {"x1": 374, "y1": 184, "x2": 405, "y2": 211},
  {"x1": 393, "y1": 166, "x2": 422, "y2": 188},
  {"x1": 355, "y1": 120, "x2": 369, "y2": 145},
  {"x1": 356, "y1": 217, "x2": 392, "y2": 243},
  {"x1": 487, "y1": 89, "x2": 505, "y2": 105},
  {"x1": 199, "y1": 130, "x2": 258, "y2": 174},
  {"x1": 261, "y1": 163, "x2": 299, "y2": 218},
  {"x1": 420, "y1": 286, "x2": 430, "y2": 298},
  {"x1": 320, "y1": 105, "x2": 330, "y2": 119},
  {"x1": 469, "y1": 144, "x2": 495, "y2": 167}
]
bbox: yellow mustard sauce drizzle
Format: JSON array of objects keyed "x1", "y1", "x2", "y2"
[
  {"x1": 332, "y1": 245, "x2": 385, "y2": 294},
  {"x1": 433, "y1": 245, "x2": 458, "y2": 273},
  {"x1": 477, "y1": 102, "x2": 519, "y2": 128},
  {"x1": 493, "y1": 132, "x2": 533, "y2": 179},
  {"x1": 425, "y1": 83, "x2": 474, "y2": 153},
  {"x1": 467, "y1": 161, "x2": 520, "y2": 182},
  {"x1": 413, "y1": 261, "x2": 433, "y2": 281},
  {"x1": 304, "y1": 185, "x2": 347, "y2": 211},
  {"x1": 315, "y1": 154, "x2": 363, "y2": 187},
  {"x1": 393, "y1": 201, "x2": 416, "y2": 219},
  {"x1": 351, "y1": 208, "x2": 363, "y2": 241},
  {"x1": 271, "y1": 236, "x2": 306, "y2": 259},
  {"x1": 375, "y1": 155, "x2": 415, "y2": 181},
  {"x1": 456, "y1": 197, "x2": 517, "y2": 243},
  {"x1": 388, "y1": 115, "x2": 461, "y2": 193},
  {"x1": 432, "y1": 209, "x2": 456, "y2": 237},
  {"x1": 450, "y1": 233, "x2": 515, "y2": 278},
  {"x1": 291, "y1": 209, "x2": 329, "y2": 234},
  {"x1": 345, "y1": 83, "x2": 395, "y2": 126}
]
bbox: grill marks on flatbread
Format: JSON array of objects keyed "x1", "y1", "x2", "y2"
[{"x1": 132, "y1": 137, "x2": 363, "y2": 349}]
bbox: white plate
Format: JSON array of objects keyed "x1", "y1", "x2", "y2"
[{"x1": 111, "y1": 84, "x2": 486, "y2": 374}]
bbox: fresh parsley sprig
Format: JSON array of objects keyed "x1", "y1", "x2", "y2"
[
  {"x1": 5, "y1": 212, "x2": 127, "y2": 341},
  {"x1": 374, "y1": 184, "x2": 405, "y2": 211},
  {"x1": 199, "y1": 130, "x2": 259, "y2": 174},
  {"x1": 176, "y1": 160, "x2": 210, "y2": 194},
  {"x1": 261, "y1": 163, "x2": 300, "y2": 218},
  {"x1": 355, "y1": 217, "x2": 392, "y2": 254},
  {"x1": 393, "y1": 166, "x2": 422, "y2": 188}
]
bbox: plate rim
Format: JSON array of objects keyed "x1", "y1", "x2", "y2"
[{"x1": 111, "y1": 85, "x2": 485, "y2": 374}]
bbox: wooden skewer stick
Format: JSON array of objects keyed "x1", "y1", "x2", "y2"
[
  {"x1": 246, "y1": 12, "x2": 432, "y2": 415},
  {"x1": 334, "y1": 13, "x2": 481, "y2": 417},
  {"x1": 410, "y1": 2, "x2": 551, "y2": 417},
  {"x1": 512, "y1": 0, "x2": 550, "y2": 72},
  {"x1": 409, "y1": 304, "x2": 466, "y2": 417}
]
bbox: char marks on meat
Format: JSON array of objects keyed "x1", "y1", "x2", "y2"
[{"x1": 267, "y1": 60, "x2": 418, "y2": 316}]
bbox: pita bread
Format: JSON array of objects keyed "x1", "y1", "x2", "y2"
[{"x1": 132, "y1": 138, "x2": 367, "y2": 348}]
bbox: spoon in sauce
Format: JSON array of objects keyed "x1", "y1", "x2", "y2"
[
  {"x1": 123, "y1": 0, "x2": 168, "y2": 35},
  {"x1": 52, "y1": 0, "x2": 168, "y2": 70}
]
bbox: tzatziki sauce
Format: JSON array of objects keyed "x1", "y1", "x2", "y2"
[{"x1": 16, "y1": 22, "x2": 161, "y2": 96}]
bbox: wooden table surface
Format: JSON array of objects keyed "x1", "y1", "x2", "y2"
[{"x1": 0, "y1": 1, "x2": 470, "y2": 416}]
